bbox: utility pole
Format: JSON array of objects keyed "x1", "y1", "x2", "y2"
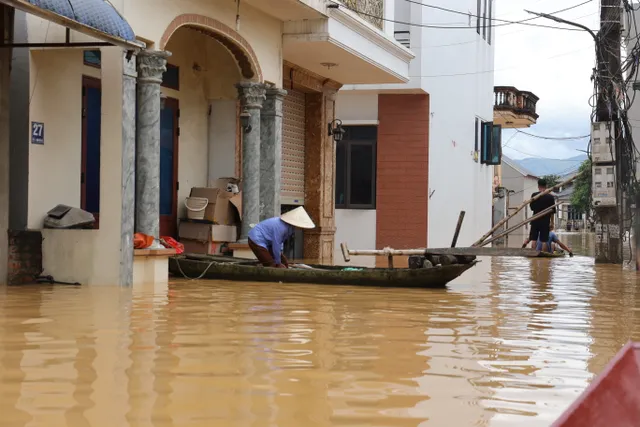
[{"x1": 594, "y1": 0, "x2": 623, "y2": 264}]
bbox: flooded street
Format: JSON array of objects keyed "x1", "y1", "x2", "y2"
[{"x1": 2, "y1": 233, "x2": 640, "y2": 426}]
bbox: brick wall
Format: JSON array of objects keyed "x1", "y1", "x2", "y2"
[
  {"x1": 7, "y1": 230, "x2": 43, "y2": 285},
  {"x1": 376, "y1": 94, "x2": 429, "y2": 267}
]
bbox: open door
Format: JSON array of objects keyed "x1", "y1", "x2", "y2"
[
  {"x1": 81, "y1": 76, "x2": 101, "y2": 228},
  {"x1": 160, "y1": 97, "x2": 180, "y2": 237}
]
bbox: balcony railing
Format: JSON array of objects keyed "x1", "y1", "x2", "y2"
[
  {"x1": 494, "y1": 86, "x2": 539, "y2": 119},
  {"x1": 341, "y1": 0, "x2": 384, "y2": 29}
]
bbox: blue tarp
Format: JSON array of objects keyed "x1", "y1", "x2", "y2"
[{"x1": 26, "y1": 0, "x2": 136, "y2": 41}]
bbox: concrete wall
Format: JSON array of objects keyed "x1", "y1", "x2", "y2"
[
  {"x1": 334, "y1": 210, "x2": 376, "y2": 267},
  {"x1": 0, "y1": 8, "x2": 10, "y2": 284},
  {"x1": 31, "y1": 48, "x2": 129, "y2": 286},
  {"x1": 501, "y1": 161, "x2": 537, "y2": 244},
  {"x1": 28, "y1": 49, "x2": 84, "y2": 228},
  {"x1": 208, "y1": 100, "x2": 238, "y2": 183}
]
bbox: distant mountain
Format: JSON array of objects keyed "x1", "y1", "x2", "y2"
[{"x1": 514, "y1": 154, "x2": 587, "y2": 177}]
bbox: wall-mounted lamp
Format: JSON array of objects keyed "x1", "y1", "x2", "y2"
[
  {"x1": 240, "y1": 108, "x2": 252, "y2": 133},
  {"x1": 328, "y1": 119, "x2": 345, "y2": 142},
  {"x1": 160, "y1": 92, "x2": 167, "y2": 109}
]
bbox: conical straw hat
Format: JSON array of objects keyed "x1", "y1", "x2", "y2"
[{"x1": 280, "y1": 207, "x2": 315, "y2": 229}]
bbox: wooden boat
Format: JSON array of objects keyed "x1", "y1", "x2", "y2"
[
  {"x1": 552, "y1": 341, "x2": 640, "y2": 427},
  {"x1": 169, "y1": 254, "x2": 478, "y2": 288}
]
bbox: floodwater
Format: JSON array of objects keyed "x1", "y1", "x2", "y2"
[{"x1": 1, "y1": 233, "x2": 640, "y2": 427}]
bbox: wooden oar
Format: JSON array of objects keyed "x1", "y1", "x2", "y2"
[
  {"x1": 477, "y1": 202, "x2": 562, "y2": 248},
  {"x1": 472, "y1": 172, "x2": 582, "y2": 247}
]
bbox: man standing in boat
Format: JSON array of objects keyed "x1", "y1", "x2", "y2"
[
  {"x1": 522, "y1": 178, "x2": 556, "y2": 252},
  {"x1": 248, "y1": 207, "x2": 315, "y2": 268}
]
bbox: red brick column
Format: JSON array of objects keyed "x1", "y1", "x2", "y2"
[{"x1": 376, "y1": 94, "x2": 430, "y2": 267}]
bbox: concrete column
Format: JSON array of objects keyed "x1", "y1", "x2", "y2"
[
  {"x1": 0, "y1": 11, "x2": 11, "y2": 284},
  {"x1": 120, "y1": 52, "x2": 138, "y2": 286},
  {"x1": 236, "y1": 81, "x2": 266, "y2": 241},
  {"x1": 303, "y1": 89, "x2": 339, "y2": 264},
  {"x1": 260, "y1": 87, "x2": 287, "y2": 220},
  {"x1": 135, "y1": 50, "x2": 169, "y2": 238}
]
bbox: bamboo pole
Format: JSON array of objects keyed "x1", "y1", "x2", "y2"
[
  {"x1": 340, "y1": 242, "x2": 351, "y2": 263},
  {"x1": 472, "y1": 172, "x2": 582, "y2": 247},
  {"x1": 451, "y1": 211, "x2": 466, "y2": 247},
  {"x1": 478, "y1": 202, "x2": 562, "y2": 248}
]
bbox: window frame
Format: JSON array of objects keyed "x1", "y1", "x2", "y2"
[
  {"x1": 480, "y1": 120, "x2": 502, "y2": 165},
  {"x1": 83, "y1": 50, "x2": 101, "y2": 68},
  {"x1": 477, "y1": 0, "x2": 481, "y2": 34},
  {"x1": 488, "y1": 0, "x2": 493, "y2": 45},
  {"x1": 335, "y1": 128, "x2": 377, "y2": 210},
  {"x1": 482, "y1": 0, "x2": 487, "y2": 39}
]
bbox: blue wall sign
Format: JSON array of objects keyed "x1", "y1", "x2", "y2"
[{"x1": 31, "y1": 122, "x2": 44, "y2": 145}]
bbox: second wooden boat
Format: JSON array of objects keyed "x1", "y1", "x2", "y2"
[{"x1": 169, "y1": 255, "x2": 477, "y2": 289}]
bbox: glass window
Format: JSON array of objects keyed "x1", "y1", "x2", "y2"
[
  {"x1": 335, "y1": 126, "x2": 376, "y2": 209},
  {"x1": 83, "y1": 50, "x2": 101, "y2": 68},
  {"x1": 480, "y1": 121, "x2": 502, "y2": 165}
]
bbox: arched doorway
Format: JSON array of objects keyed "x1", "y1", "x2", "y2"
[{"x1": 158, "y1": 15, "x2": 262, "y2": 237}]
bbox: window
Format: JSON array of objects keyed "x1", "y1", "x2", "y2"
[
  {"x1": 477, "y1": 0, "x2": 481, "y2": 34},
  {"x1": 595, "y1": 182, "x2": 602, "y2": 188},
  {"x1": 606, "y1": 167, "x2": 614, "y2": 175},
  {"x1": 483, "y1": 0, "x2": 487, "y2": 39},
  {"x1": 480, "y1": 121, "x2": 502, "y2": 165},
  {"x1": 474, "y1": 117, "x2": 479, "y2": 153},
  {"x1": 607, "y1": 182, "x2": 614, "y2": 188},
  {"x1": 335, "y1": 126, "x2": 377, "y2": 209},
  {"x1": 83, "y1": 50, "x2": 101, "y2": 68},
  {"x1": 162, "y1": 64, "x2": 180, "y2": 90},
  {"x1": 488, "y1": 0, "x2": 493, "y2": 44},
  {"x1": 594, "y1": 168, "x2": 602, "y2": 175}
]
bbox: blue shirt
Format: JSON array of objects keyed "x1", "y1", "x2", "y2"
[
  {"x1": 536, "y1": 231, "x2": 558, "y2": 252},
  {"x1": 248, "y1": 217, "x2": 294, "y2": 265}
]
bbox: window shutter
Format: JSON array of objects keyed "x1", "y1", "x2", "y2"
[{"x1": 488, "y1": 123, "x2": 502, "y2": 165}]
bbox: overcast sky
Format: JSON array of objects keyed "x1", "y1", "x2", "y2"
[{"x1": 494, "y1": 0, "x2": 600, "y2": 166}]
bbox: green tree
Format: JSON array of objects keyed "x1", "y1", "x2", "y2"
[
  {"x1": 542, "y1": 174, "x2": 561, "y2": 188},
  {"x1": 570, "y1": 159, "x2": 592, "y2": 218}
]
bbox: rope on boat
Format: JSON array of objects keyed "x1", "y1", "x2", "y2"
[{"x1": 174, "y1": 258, "x2": 217, "y2": 281}]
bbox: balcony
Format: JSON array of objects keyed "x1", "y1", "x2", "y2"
[{"x1": 493, "y1": 86, "x2": 539, "y2": 129}]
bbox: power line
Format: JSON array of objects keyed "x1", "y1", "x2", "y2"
[
  {"x1": 515, "y1": 129, "x2": 591, "y2": 140},
  {"x1": 399, "y1": 0, "x2": 594, "y2": 29},
  {"x1": 504, "y1": 145, "x2": 588, "y2": 161},
  {"x1": 328, "y1": 1, "x2": 596, "y2": 32}
]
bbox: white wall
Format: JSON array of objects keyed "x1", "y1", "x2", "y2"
[
  {"x1": 334, "y1": 210, "x2": 377, "y2": 267},
  {"x1": 208, "y1": 100, "x2": 238, "y2": 183},
  {"x1": 501, "y1": 162, "x2": 537, "y2": 244},
  {"x1": 421, "y1": 0, "x2": 496, "y2": 247}
]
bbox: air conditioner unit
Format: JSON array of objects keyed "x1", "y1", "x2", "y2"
[
  {"x1": 592, "y1": 165, "x2": 617, "y2": 207},
  {"x1": 591, "y1": 121, "x2": 616, "y2": 163}
]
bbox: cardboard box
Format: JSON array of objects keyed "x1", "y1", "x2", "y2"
[
  {"x1": 181, "y1": 239, "x2": 223, "y2": 255},
  {"x1": 179, "y1": 222, "x2": 237, "y2": 243},
  {"x1": 190, "y1": 182, "x2": 242, "y2": 225}
]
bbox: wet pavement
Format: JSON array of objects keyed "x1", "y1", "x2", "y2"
[{"x1": 1, "y1": 232, "x2": 640, "y2": 426}]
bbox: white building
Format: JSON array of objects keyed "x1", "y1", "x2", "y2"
[
  {"x1": 498, "y1": 156, "x2": 539, "y2": 246},
  {"x1": 334, "y1": 0, "x2": 498, "y2": 266}
]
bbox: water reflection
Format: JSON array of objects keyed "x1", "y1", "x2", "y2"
[{"x1": 1, "y1": 234, "x2": 640, "y2": 426}]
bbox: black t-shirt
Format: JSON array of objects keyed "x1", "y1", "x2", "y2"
[{"x1": 530, "y1": 192, "x2": 556, "y2": 215}]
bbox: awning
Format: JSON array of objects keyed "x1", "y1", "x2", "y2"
[{"x1": 0, "y1": 0, "x2": 145, "y2": 51}]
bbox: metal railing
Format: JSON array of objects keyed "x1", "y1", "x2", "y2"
[{"x1": 494, "y1": 86, "x2": 539, "y2": 118}]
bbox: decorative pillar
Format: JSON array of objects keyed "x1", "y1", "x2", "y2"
[
  {"x1": 260, "y1": 86, "x2": 287, "y2": 220},
  {"x1": 135, "y1": 50, "x2": 170, "y2": 238},
  {"x1": 236, "y1": 81, "x2": 266, "y2": 241},
  {"x1": 120, "y1": 52, "x2": 138, "y2": 286},
  {"x1": 303, "y1": 89, "x2": 340, "y2": 264}
]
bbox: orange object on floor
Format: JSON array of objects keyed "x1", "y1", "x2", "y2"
[
  {"x1": 161, "y1": 236, "x2": 184, "y2": 255},
  {"x1": 133, "y1": 233, "x2": 154, "y2": 249}
]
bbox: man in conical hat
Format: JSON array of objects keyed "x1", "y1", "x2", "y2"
[{"x1": 248, "y1": 207, "x2": 315, "y2": 268}]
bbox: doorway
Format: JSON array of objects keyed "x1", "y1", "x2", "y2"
[
  {"x1": 160, "y1": 97, "x2": 179, "y2": 237},
  {"x1": 81, "y1": 76, "x2": 101, "y2": 228}
]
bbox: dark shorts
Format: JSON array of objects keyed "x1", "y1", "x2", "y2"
[{"x1": 529, "y1": 220, "x2": 550, "y2": 243}]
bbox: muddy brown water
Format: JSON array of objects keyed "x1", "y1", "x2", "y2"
[{"x1": 1, "y1": 233, "x2": 640, "y2": 426}]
